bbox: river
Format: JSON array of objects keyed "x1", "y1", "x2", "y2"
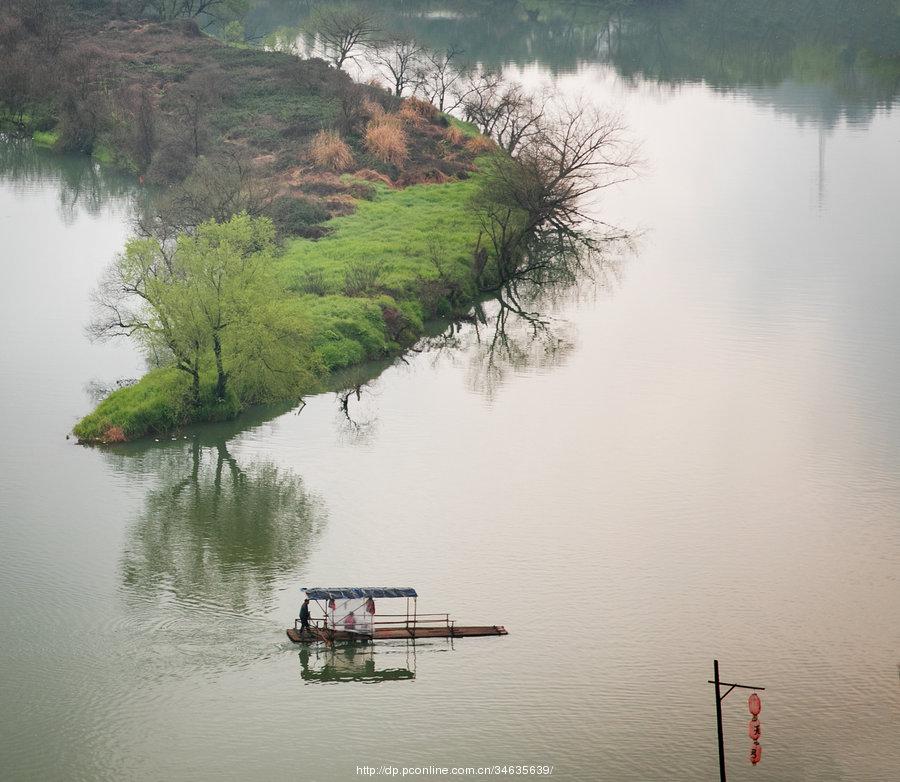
[{"x1": 1, "y1": 2, "x2": 899, "y2": 780}]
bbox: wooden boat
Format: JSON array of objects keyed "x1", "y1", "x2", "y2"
[{"x1": 286, "y1": 586, "x2": 507, "y2": 645}]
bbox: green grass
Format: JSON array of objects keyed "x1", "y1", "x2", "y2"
[
  {"x1": 445, "y1": 115, "x2": 481, "y2": 137},
  {"x1": 91, "y1": 143, "x2": 115, "y2": 165},
  {"x1": 73, "y1": 367, "x2": 242, "y2": 442},
  {"x1": 278, "y1": 178, "x2": 482, "y2": 303},
  {"x1": 32, "y1": 130, "x2": 58, "y2": 147}
]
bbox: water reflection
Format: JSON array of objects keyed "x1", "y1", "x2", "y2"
[
  {"x1": 417, "y1": 254, "x2": 621, "y2": 397},
  {"x1": 330, "y1": 366, "x2": 384, "y2": 441},
  {"x1": 417, "y1": 299, "x2": 573, "y2": 399},
  {"x1": 105, "y1": 407, "x2": 324, "y2": 613},
  {"x1": 0, "y1": 136, "x2": 141, "y2": 223},
  {"x1": 299, "y1": 643, "x2": 417, "y2": 684},
  {"x1": 250, "y1": 0, "x2": 900, "y2": 126}
]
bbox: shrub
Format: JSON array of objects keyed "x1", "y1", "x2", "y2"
[
  {"x1": 343, "y1": 258, "x2": 385, "y2": 297},
  {"x1": 466, "y1": 134, "x2": 497, "y2": 154},
  {"x1": 295, "y1": 225, "x2": 332, "y2": 239},
  {"x1": 399, "y1": 96, "x2": 437, "y2": 125},
  {"x1": 316, "y1": 337, "x2": 366, "y2": 370},
  {"x1": 445, "y1": 125, "x2": 465, "y2": 146},
  {"x1": 365, "y1": 121, "x2": 408, "y2": 166},
  {"x1": 347, "y1": 181, "x2": 377, "y2": 200},
  {"x1": 32, "y1": 130, "x2": 58, "y2": 147},
  {"x1": 362, "y1": 98, "x2": 385, "y2": 119},
  {"x1": 380, "y1": 299, "x2": 422, "y2": 344},
  {"x1": 145, "y1": 135, "x2": 196, "y2": 184},
  {"x1": 309, "y1": 130, "x2": 353, "y2": 171},
  {"x1": 368, "y1": 111, "x2": 403, "y2": 130},
  {"x1": 266, "y1": 195, "x2": 330, "y2": 236},
  {"x1": 297, "y1": 267, "x2": 330, "y2": 295},
  {"x1": 103, "y1": 426, "x2": 127, "y2": 443}
]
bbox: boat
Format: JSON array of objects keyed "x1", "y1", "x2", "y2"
[{"x1": 286, "y1": 586, "x2": 508, "y2": 644}]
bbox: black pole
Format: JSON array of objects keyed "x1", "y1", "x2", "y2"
[{"x1": 714, "y1": 659, "x2": 727, "y2": 782}]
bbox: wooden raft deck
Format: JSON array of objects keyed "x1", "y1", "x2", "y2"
[{"x1": 287, "y1": 625, "x2": 507, "y2": 644}]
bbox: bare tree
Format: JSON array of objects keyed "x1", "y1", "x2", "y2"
[
  {"x1": 307, "y1": 5, "x2": 380, "y2": 69},
  {"x1": 420, "y1": 45, "x2": 468, "y2": 112},
  {"x1": 472, "y1": 100, "x2": 637, "y2": 291},
  {"x1": 490, "y1": 86, "x2": 546, "y2": 155},
  {"x1": 461, "y1": 71, "x2": 545, "y2": 154},
  {"x1": 0, "y1": 52, "x2": 31, "y2": 124},
  {"x1": 457, "y1": 69, "x2": 503, "y2": 132},
  {"x1": 145, "y1": 0, "x2": 248, "y2": 25},
  {"x1": 56, "y1": 42, "x2": 112, "y2": 153},
  {"x1": 170, "y1": 68, "x2": 225, "y2": 158},
  {"x1": 117, "y1": 84, "x2": 157, "y2": 172},
  {"x1": 137, "y1": 149, "x2": 275, "y2": 242},
  {"x1": 370, "y1": 35, "x2": 425, "y2": 97}
]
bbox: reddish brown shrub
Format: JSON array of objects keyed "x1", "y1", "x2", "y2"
[
  {"x1": 309, "y1": 130, "x2": 354, "y2": 171},
  {"x1": 396, "y1": 168, "x2": 451, "y2": 187},
  {"x1": 445, "y1": 125, "x2": 466, "y2": 146},
  {"x1": 362, "y1": 98, "x2": 385, "y2": 119},
  {"x1": 365, "y1": 121, "x2": 408, "y2": 166},
  {"x1": 368, "y1": 111, "x2": 403, "y2": 130},
  {"x1": 352, "y1": 168, "x2": 394, "y2": 186},
  {"x1": 103, "y1": 426, "x2": 127, "y2": 443},
  {"x1": 465, "y1": 134, "x2": 497, "y2": 154},
  {"x1": 400, "y1": 95, "x2": 437, "y2": 122}
]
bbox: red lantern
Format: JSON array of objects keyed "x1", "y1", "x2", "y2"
[
  {"x1": 748, "y1": 693, "x2": 762, "y2": 716},
  {"x1": 749, "y1": 743, "x2": 762, "y2": 765},
  {"x1": 748, "y1": 718, "x2": 761, "y2": 741}
]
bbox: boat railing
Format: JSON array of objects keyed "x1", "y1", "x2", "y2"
[
  {"x1": 294, "y1": 613, "x2": 455, "y2": 632},
  {"x1": 371, "y1": 613, "x2": 453, "y2": 632}
]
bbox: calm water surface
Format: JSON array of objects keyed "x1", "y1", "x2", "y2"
[{"x1": 1, "y1": 2, "x2": 899, "y2": 780}]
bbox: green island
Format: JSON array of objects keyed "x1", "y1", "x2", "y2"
[{"x1": 2, "y1": 1, "x2": 622, "y2": 442}]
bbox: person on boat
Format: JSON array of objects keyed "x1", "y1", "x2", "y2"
[
  {"x1": 299, "y1": 598, "x2": 311, "y2": 634},
  {"x1": 344, "y1": 611, "x2": 357, "y2": 631}
]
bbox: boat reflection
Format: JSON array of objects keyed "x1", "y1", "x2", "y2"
[{"x1": 298, "y1": 643, "x2": 418, "y2": 685}]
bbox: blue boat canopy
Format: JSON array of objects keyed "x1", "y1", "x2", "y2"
[{"x1": 302, "y1": 587, "x2": 418, "y2": 600}]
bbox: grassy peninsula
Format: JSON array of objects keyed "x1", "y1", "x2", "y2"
[
  {"x1": 3, "y1": 2, "x2": 624, "y2": 443},
  {"x1": 0, "y1": 3, "x2": 499, "y2": 442}
]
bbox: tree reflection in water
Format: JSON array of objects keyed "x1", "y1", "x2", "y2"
[
  {"x1": 416, "y1": 247, "x2": 624, "y2": 398},
  {"x1": 251, "y1": 0, "x2": 900, "y2": 129},
  {"x1": 105, "y1": 407, "x2": 324, "y2": 614},
  {"x1": 0, "y1": 136, "x2": 142, "y2": 225},
  {"x1": 334, "y1": 369, "x2": 380, "y2": 442}
]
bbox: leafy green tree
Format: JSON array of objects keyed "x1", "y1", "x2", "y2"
[{"x1": 90, "y1": 213, "x2": 315, "y2": 406}]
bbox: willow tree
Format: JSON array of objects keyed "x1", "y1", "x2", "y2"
[{"x1": 90, "y1": 213, "x2": 313, "y2": 406}]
